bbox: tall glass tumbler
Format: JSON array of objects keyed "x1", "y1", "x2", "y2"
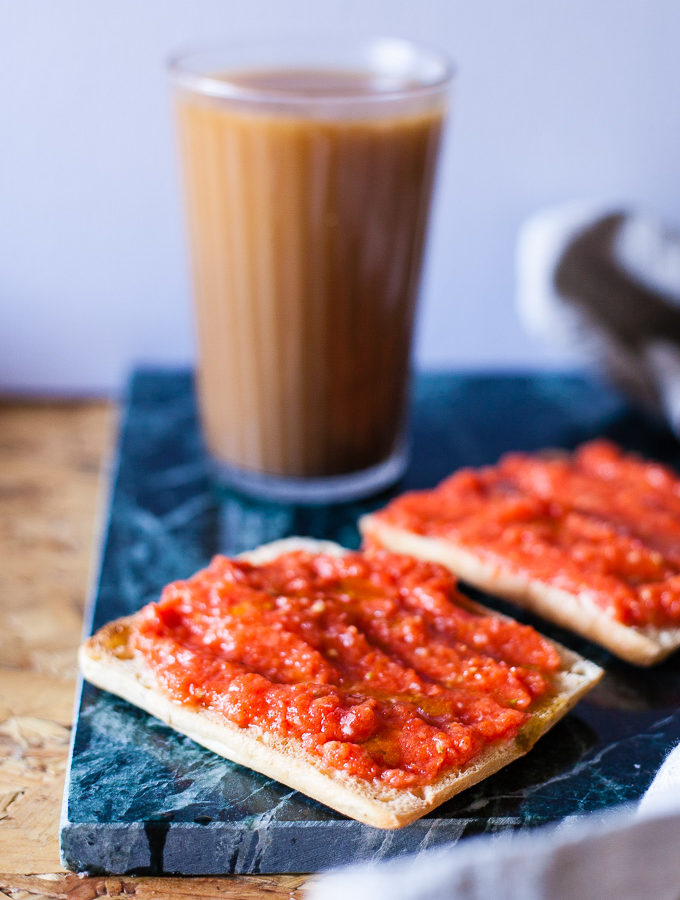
[{"x1": 169, "y1": 38, "x2": 452, "y2": 502}]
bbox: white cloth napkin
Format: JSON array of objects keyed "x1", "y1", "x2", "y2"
[{"x1": 308, "y1": 745, "x2": 680, "y2": 900}]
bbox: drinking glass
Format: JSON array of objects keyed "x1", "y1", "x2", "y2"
[{"x1": 169, "y1": 37, "x2": 452, "y2": 502}]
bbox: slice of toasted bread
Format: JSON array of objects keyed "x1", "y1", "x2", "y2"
[
  {"x1": 359, "y1": 517, "x2": 680, "y2": 667},
  {"x1": 79, "y1": 537, "x2": 602, "y2": 829}
]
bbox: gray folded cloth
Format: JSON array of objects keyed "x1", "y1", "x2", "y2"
[
  {"x1": 307, "y1": 745, "x2": 680, "y2": 900},
  {"x1": 517, "y1": 203, "x2": 680, "y2": 436}
]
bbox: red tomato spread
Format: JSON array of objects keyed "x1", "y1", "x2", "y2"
[
  {"x1": 373, "y1": 441, "x2": 680, "y2": 628},
  {"x1": 132, "y1": 548, "x2": 560, "y2": 788}
]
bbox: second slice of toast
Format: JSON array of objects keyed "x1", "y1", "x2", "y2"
[{"x1": 360, "y1": 441, "x2": 680, "y2": 666}]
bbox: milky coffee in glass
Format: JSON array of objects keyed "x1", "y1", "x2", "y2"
[{"x1": 170, "y1": 40, "x2": 451, "y2": 501}]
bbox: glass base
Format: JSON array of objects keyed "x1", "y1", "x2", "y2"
[{"x1": 209, "y1": 442, "x2": 409, "y2": 505}]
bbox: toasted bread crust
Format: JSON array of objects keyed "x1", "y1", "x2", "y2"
[
  {"x1": 360, "y1": 518, "x2": 680, "y2": 666},
  {"x1": 79, "y1": 537, "x2": 603, "y2": 828}
]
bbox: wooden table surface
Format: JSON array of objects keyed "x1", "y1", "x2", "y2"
[{"x1": 0, "y1": 400, "x2": 310, "y2": 899}]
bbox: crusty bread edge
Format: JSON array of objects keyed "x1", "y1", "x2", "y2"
[
  {"x1": 79, "y1": 537, "x2": 603, "y2": 829},
  {"x1": 360, "y1": 517, "x2": 680, "y2": 667}
]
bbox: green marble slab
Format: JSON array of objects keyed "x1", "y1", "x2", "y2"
[{"x1": 61, "y1": 370, "x2": 680, "y2": 874}]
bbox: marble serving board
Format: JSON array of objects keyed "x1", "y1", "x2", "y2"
[{"x1": 61, "y1": 369, "x2": 680, "y2": 875}]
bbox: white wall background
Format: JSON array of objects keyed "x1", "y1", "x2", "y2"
[{"x1": 2, "y1": 0, "x2": 680, "y2": 395}]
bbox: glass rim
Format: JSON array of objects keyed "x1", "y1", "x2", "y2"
[{"x1": 167, "y1": 36, "x2": 455, "y2": 105}]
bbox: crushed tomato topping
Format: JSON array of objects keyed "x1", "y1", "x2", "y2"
[
  {"x1": 373, "y1": 440, "x2": 680, "y2": 628},
  {"x1": 132, "y1": 548, "x2": 560, "y2": 788}
]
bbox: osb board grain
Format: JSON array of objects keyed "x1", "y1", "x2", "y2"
[
  {"x1": 0, "y1": 401, "x2": 113, "y2": 874},
  {"x1": 0, "y1": 400, "x2": 313, "y2": 897},
  {"x1": 0, "y1": 873, "x2": 310, "y2": 899}
]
